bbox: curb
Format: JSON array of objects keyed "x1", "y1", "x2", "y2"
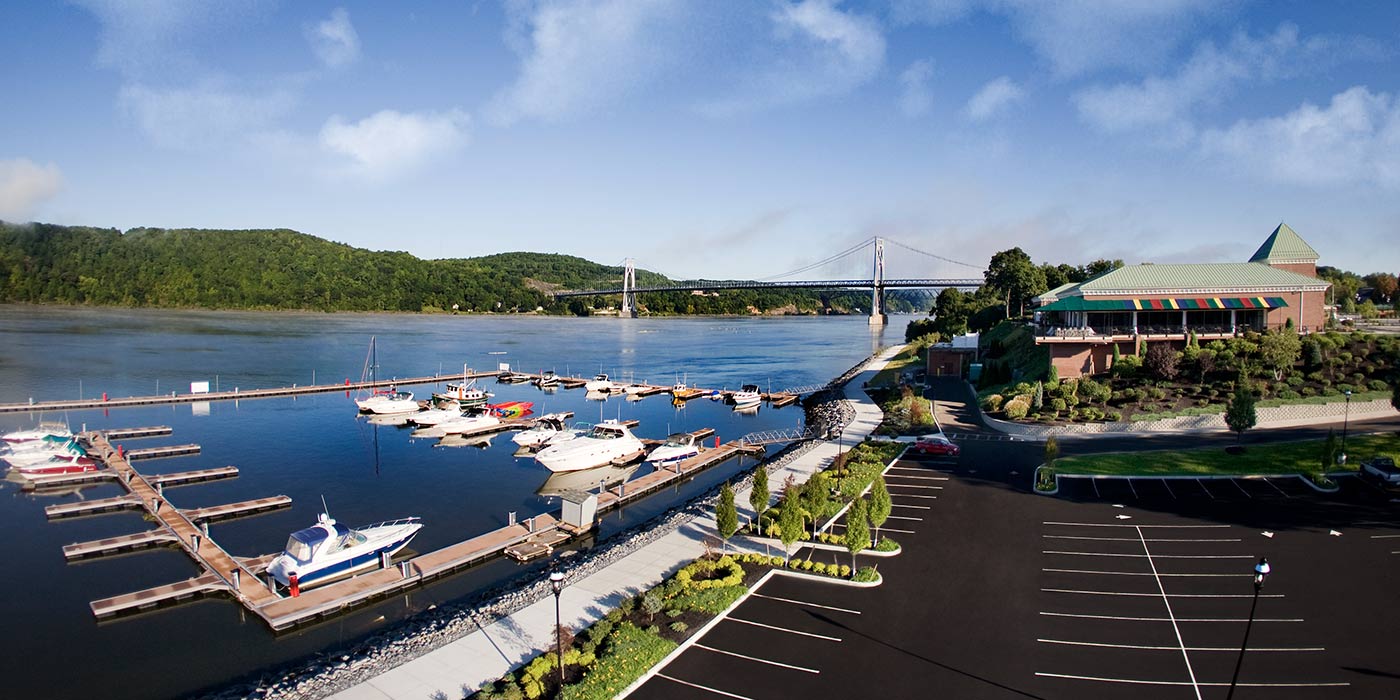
[
  {"x1": 773, "y1": 567, "x2": 882, "y2": 588},
  {"x1": 735, "y1": 535, "x2": 902, "y2": 558}
]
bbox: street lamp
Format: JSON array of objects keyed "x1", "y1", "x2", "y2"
[
  {"x1": 1227, "y1": 557, "x2": 1271, "y2": 700},
  {"x1": 1339, "y1": 390, "x2": 1353, "y2": 465},
  {"x1": 550, "y1": 571, "x2": 565, "y2": 690}
]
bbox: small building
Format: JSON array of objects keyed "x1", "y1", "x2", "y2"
[
  {"x1": 926, "y1": 332, "x2": 979, "y2": 378},
  {"x1": 1032, "y1": 223, "x2": 1330, "y2": 379}
]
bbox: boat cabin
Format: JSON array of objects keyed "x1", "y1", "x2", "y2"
[{"x1": 282, "y1": 517, "x2": 365, "y2": 564}]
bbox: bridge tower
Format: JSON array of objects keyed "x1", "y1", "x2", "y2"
[
  {"x1": 868, "y1": 238, "x2": 887, "y2": 326},
  {"x1": 620, "y1": 258, "x2": 638, "y2": 318}
]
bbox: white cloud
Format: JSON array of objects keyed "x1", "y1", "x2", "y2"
[
  {"x1": 1200, "y1": 86, "x2": 1400, "y2": 189},
  {"x1": 0, "y1": 159, "x2": 63, "y2": 221},
  {"x1": 1073, "y1": 24, "x2": 1373, "y2": 144},
  {"x1": 119, "y1": 81, "x2": 297, "y2": 150},
  {"x1": 898, "y1": 59, "x2": 935, "y2": 117},
  {"x1": 701, "y1": 0, "x2": 886, "y2": 117},
  {"x1": 964, "y1": 76, "x2": 1024, "y2": 121},
  {"x1": 488, "y1": 0, "x2": 688, "y2": 124},
  {"x1": 74, "y1": 0, "x2": 267, "y2": 78},
  {"x1": 307, "y1": 7, "x2": 360, "y2": 68},
  {"x1": 320, "y1": 109, "x2": 471, "y2": 179}
]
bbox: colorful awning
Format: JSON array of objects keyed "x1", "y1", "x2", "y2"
[{"x1": 1037, "y1": 296, "x2": 1288, "y2": 312}]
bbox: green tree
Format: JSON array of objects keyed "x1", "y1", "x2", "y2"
[
  {"x1": 749, "y1": 466, "x2": 770, "y2": 531},
  {"x1": 1145, "y1": 344, "x2": 1180, "y2": 380},
  {"x1": 1259, "y1": 329, "x2": 1302, "y2": 380},
  {"x1": 985, "y1": 247, "x2": 1047, "y2": 318},
  {"x1": 844, "y1": 498, "x2": 871, "y2": 568},
  {"x1": 801, "y1": 472, "x2": 834, "y2": 540},
  {"x1": 777, "y1": 485, "x2": 804, "y2": 563},
  {"x1": 716, "y1": 483, "x2": 738, "y2": 552},
  {"x1": 1321, "y1": 429, "x2": 1339, "y2": 471},
  {"x1": 1225, "y1": 379, "x2": 1257, "y2": 443},
  {"x1": 868, "y1": 475, "x2": 891, "y2": 541},
  {"x1": 931, "y1": 287, "x2": 974, "y2": 337},
  {"x1": 641, "y1": 591, "x2": 663, "y2": 622}
]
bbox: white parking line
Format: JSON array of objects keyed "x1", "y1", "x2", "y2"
[
  {"x1": 1262, "y1": 477, "x2": 1291, "y2": 497},
  {"x1": 1197, "y1": 479, "x2": 1216, "y2": 499},
  {"x1": 1138, "y1": 525, "x2": 1199, "y2": 700},
  {"x1": 751, "y1": 592, "x2": 861, "y2": 614},
  {"x1": 1037, "y1": 638, "x2": 1324, "y2": 652},
  {"x1": 1043, "y1": 588, "x2": 1285, "y2": 599},
  {"x1": 1368, "y1": 534, "x2": 1400, "y2": 539},
  {"x1": 1161, "y1": 479, "x2": 1176, "y2": 499},
  {"x1": 830, "y1": 522, "x2": 916, "y2": 534},
  {"x1": 1127, "y1": 479, "x2": 1139, "y2": 499},
  {"x1": 694, "y1": 644, "x2": 820, "y2": 674},
  {"x1": 1043, "y1": 522, "x2": 1230, "y2": 528},
  {"x1": 1036, "y1": 673, "x2": 1348, "y2": 688},
  {"x1": 891, "y1": 494, "x2": 939, "y2": 500},
  {"x1": 882, "y1": 473, "x2": 949, "y2": 480},
  {"x1": 1043, "y1": 551, "x2": 1254, "y2": 559},
  {"x1": 1040, "y1": 612, "x2": 1304, "y2": 623},
  {"x1": 1043, "y1": 568, "x2": 1250, "y2": 578},
  {"x1": 1231, "y1": 479, "x2": 1252, "y2": 498},
  {"x1": 1044, "y1": 535, "x2": 1241, "y2": 542},
  {"x1": 886, "y1": 515, "x2": 922, "y2": 521},
  {"x1": 885, "y1": 484, "x2": 943, "y2": 490},
  {"x1": 891, "y1": 503, "x2": 931, "y2": 509},
  {"x1": 726, "y1": 616, "x2": 842, "y2": 641},
  {"x1": 657, "y1": 673, "x2": 754, "y2": 699}
]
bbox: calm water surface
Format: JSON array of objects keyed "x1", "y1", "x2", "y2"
[{"x1": 0, "y1": 306, "x2": 893, "y2": 699}]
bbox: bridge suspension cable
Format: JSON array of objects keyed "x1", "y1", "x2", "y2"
[
  {"x1": 759, "y1": 238, "x2": 873, "y2": 281},
  {"x1": 883, "y1": 238, "x2": 982, "y2": 270}
]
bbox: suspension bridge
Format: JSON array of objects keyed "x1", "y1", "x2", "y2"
[{"x1": 551, "y1": 237, "x2": 984, "y2": 325}]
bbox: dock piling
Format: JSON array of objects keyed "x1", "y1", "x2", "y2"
[{"x1": 231, "y1": 569, "x2": 241, "y2": 591}]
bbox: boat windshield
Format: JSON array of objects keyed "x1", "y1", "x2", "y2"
[
  {"x1": 332, "y1": 531, "x2": 368, "y2": 552},
  {"x1": 284, "y1": 536, "x2": 314, "y2": 562},
  {"x1": 590, "y1": 426, "x2": 623, "y2": 439},
  {"x1": 664, "y1": 434, "x2": 690, "y2": 447}
]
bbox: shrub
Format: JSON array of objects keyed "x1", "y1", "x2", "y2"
[
  {"x1": 1050, "y1": 397, "x2": 1067, "y2": 413},
  {"x1": 669, "y1": 621, "x2": 688, "y2": 633},
  {"x1": 839, "y1": 565, "x2": 852, "y2": 578},
  {"x1": 983, "y1": 394, "x2": 1004, "y2": 412},
  {"x1": 788, "y1": 559, "x2": 802, "y2": 569},
  {"x1": 1104, "y1": 411, "x2": 1122, "y2": 421},
  {"x1": 1370, "y1": 379, "x2": 1389, "y2": 391},
  {"x1": 801, "y1": 559, "x2": 814, "y2": 571},
  {"x1": 1003, "y1": 398, "x2": 1030, "y2": 420},
  {"x1": 852, "y1": 566, "x2": 879, "y2": 583},
  {"x1": 874, "y1": 537, "x2": 900, "y2": 552},
  {"x1": 1279, "y1": 390, "x2": 1301, "y2": 399},
  {"x1": 813, "y1": 562, "x2": 827, "y2": 575}
]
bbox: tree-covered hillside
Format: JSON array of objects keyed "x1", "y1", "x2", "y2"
[{"x1": 0, "y1": 222, "x2": 893, "y2": 315}]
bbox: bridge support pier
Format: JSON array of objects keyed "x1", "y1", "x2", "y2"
[
  {"x1": 619, "y1": 258, "x2": 638, "y2": 318},
  {"x1": 868, "y1": 238, "x2": 887, "y2": 326}
]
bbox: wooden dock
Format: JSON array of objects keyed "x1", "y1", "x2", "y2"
[
  {"x1": 124, "y1": 444, "x2": 201, "y2": 461},
  {"x1": 182, "y1": 496, "x2": 292, "y2": 523},
  {"x1": 102, "y1": 426, "x2": 173, "y2": 440},
  {"x1": 45, "y1": 494, "x2": 143, "y2": 519},
  {"x1": 23, "y1": 470, "x2": 117, "y2": 491},
  {"x1": 149, "y1": 465, "x2": 240, "y2": 487},
  {"x1": 65, "y1": 529, "x2": 179, "y2": 560}
]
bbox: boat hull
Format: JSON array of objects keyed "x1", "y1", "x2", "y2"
[{"x1": 268, "y1": 524, "x2": 420, "y2": 588}]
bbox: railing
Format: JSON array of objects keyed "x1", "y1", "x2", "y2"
[
  {"x1": 1037, "y1": 323, "x2": 1266, "y2": 339},
  {"x1": 738, "y1": 427, "x2": 817, "y2": 445}
]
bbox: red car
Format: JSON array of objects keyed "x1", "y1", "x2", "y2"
[{"x1": 911, "y1": 434, "x2": 960, "y2": 456}]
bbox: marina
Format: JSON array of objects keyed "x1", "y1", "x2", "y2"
[{"x1": 0, "y1": 308, "x2": 889, "y2": 700}]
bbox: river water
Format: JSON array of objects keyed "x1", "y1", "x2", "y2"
[{"x1": 0, "y1": 306, "x2": 893, "y2": 699}]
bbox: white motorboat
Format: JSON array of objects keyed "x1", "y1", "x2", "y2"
[
  {"x1": 534, "y1": 370, "x2": 559, "y2": 388},
  {"x1": 266, "y1": 513, "x2": 422, "y2": 589},
  {"x1": 647, "y1": 433, "x2": 702, "y2": 467},
  {"x1": 2, "y1": 433, "x2": 75, "y2": 456},
  {"x1": 623, "y1": 383, "x2": 649, "y2": 396},
  {"x1": 3, "y1": 437, "x2": 90, "y2": 467},
  {"x1": 535, "y1": 420, "x2": 645, "y2": 473},
  {"x1": 408, "y1": 407, "x2": 464, "y2": 426},
  {"x1": 412, "y1": 412, "x2": 500, "y2": 438},
  {"x1": 584, "y1": 373, "x2": 614, "y2": 392},
  {"x1": 511, "y1": 413, "x2": 582, "y2": 449},
  {"x1": 356, "y1": 390, "x2": 419, "y2": 414},
  {"x1": 731, "y1": 384, "x2": 762, "y2": 409},
  {"x1": 3, "y1": 421, "x2": 72, "y2": 445}
]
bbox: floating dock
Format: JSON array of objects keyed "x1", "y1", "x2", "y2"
[{"x1": 124, "y1": 444, "x2": 202, "y2": 461}]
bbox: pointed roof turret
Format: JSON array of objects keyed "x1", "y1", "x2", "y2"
[{"x1": 1249, "y1": 222, "x2": 1319, "y2": 264}]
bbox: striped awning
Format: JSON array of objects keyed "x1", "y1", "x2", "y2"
[{"x1": 1038, "y1": 296, "x2": 1288, "y2": 312}]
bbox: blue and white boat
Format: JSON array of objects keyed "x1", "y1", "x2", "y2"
[
  {"x1": 646, "y1": 433, "x2": 702, "y2": 467},
  {"x1": 266, "y1": 513, "x2": 422, "y2": 589}
]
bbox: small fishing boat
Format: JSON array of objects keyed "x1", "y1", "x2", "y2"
[
  {"x1": 266, "y1": 512, "x2": 422, "y2": 589},
  {"x1": 647, "y1": 433, "x2": 702, "y2": 466},
  {"x1": 432, "y1": 377, "x2": 493, "y2": 408},
  {"x1": 584, "y1": 373, "x2": 614, "y2": 392},
  {"x1": 3, "y1": 421, "x2": 72, "y2": 445},
  {"x1": 730, "y1": 384, "x2": 762, "y2": 409},
  {"x1": 535, "y1": 420, "x2": 646, "y2": 473},
  {"x1": 669, "y1": 378, "x2": 704, "y2": 401},
  {"x1": 511, "y1": 413, "x2": 583, "y2": 449}
]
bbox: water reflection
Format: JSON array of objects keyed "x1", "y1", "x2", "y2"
[{"x1": 536, "y1": 463, "x2": 640, "y2": 498}]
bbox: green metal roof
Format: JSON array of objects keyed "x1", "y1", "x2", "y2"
[
  {"x1": 1075, "y1": 262, "x2": 1327, "y2": 294},
  {"x1": 1249, "y1": 222, "x2": 1319, "y2": 263}
]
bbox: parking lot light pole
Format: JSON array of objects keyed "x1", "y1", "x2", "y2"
[
  {"x1": 1340, "y1": 390, "x2": 1353, "y2": 465},
  {"x1": 1227, "y1": 557, "x2": 1271, "y2": 700},
  {"x1": 550, "y1": 571, "x2": 565, "y2": 690}
]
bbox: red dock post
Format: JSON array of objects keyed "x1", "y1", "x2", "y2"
[{"x1": 289, "y1": 573, "x2": 300, "y2": 598}]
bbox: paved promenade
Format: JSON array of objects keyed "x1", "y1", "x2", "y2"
[{"x1": 331, "y1": 347, "x2": 901, "y2": 700}]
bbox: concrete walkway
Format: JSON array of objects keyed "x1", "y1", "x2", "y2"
[{"x1": 330, "y1": 346, "x2": 902, "y2": 700}]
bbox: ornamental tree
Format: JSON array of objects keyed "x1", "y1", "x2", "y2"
[
  {"x1": 778, "y1": 484, "x2": 804, "y2": 563},
  {"x1": 844, "y1": 498, "x2": 871, "y2": 568},
  {"x1": 1225, "y1": 379, "x2": 1257, "y2": 443},
  {"x1": 716, "y1": 483, "x2": 738, "y2": 552},
  {"x1": 868, "y1": 475, "x2": 891, "y2": 540},
  {"x1": 749, "y1": 465, "x2": 770, "y2": 530}
]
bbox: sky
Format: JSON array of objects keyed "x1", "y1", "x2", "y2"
[{"x1": 1, "y1": 1, "x2": 1398, "y2": 281}]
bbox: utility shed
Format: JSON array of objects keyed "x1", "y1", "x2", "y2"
[{"x1": 559, "y1": 490, "x2": 598, "y2": 532}]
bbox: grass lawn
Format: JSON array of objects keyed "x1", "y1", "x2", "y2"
[
  {"x1": 869, "y1": 344, "x2": 918, "y2": 387},
  {"x1": 1055, "y1": 432, "x2": 1400, "y2": 477}
]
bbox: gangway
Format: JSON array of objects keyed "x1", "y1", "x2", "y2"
[{"x1": 737, "y1": 427, "x2": 818, "y2": 446}]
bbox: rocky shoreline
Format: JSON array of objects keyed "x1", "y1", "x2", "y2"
[{"x1": 210, "y1": 355, "x2": 871, "y2": 700}]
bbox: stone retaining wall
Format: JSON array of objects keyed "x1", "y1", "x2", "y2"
[{"x1": 985, "y1": 396, "x2": 1396, "y2": 437}]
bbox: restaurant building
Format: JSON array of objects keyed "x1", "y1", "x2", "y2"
[{"x1": 1032, "y1": 223, "x2": 1330, "y2": 378}]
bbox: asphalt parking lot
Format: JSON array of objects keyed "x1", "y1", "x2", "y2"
[{"x1": 623, "y1": 428, "x2": 1400, "y2": 699}]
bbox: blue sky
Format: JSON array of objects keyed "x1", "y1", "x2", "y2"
[{"x1": 1, "y1": 1, "x2": 1397, "y2": 280}]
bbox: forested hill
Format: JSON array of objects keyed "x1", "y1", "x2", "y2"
[{"x1": 0, "y1": 222, "x2": 884, "y2": 315}]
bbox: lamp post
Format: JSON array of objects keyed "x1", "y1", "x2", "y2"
[
  {"x1": 1339, "y1": 389, "x2": 1353, "y2": 465},
  {"x1": 1227, "y1": 557, "x2": 1271, "y2": 700},
  {"x1": 550, "y1": 571, "x2": 565, "y2": 690}
]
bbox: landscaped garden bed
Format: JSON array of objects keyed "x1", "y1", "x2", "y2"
[
  {"x1": 981, "y1": 328, "x2": 1399, "y2": 425},
  {"x1": 1050, "y1": 432, "x2": 1400, "y2": 483}
]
